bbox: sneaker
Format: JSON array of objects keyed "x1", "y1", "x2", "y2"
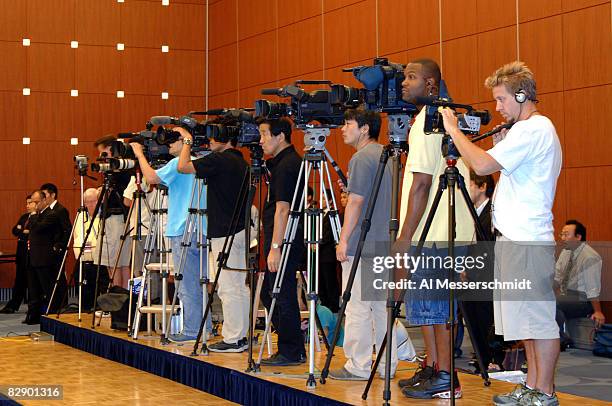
[
  {"x1": 208, "y1": 337, "x2": 248, "y2": 353},
  {"x1": 493, "y1": 383, "x2": 530, "y2": 405},
  {"x1": 518, "y1": 389, "x2": 559, "y2": 406},
  {"x1": 329, "y1": 367, "x2": 368, "y2": 381},
  {"x1": 168, "y1": 334, "x2": 197, "y2": 343},
  {"x1": 398, "y1": 362, "x2": 435, "y2": 388},
  {"x1": 402, "y1": 370, "x2": 462, "y2": 399},
  {"x1": 260, "y1": 352, "x2": 304, "y2": 366}
]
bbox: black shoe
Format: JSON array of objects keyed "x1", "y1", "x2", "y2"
[
  {"x1": 261, "y1": 352, "x2": 304, "y2": 366},
  {"x1": 398, "y1": 363, "x2": 435, "y2": 388},
  {"x1": 208, "y1": 337, "x2": 248, "y2": 353},
  {"x1": 402, "y1": 370, "x2": 462, "y2": 399},
  {"x1": 0, "y1": 306, "x2": 16, "y2": 314}
]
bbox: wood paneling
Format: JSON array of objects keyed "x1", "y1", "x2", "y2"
[
  {"x1": 76, "y1": 0, "x2": 121, "y2": 46},
  {"x1": 0, "y1": 142, "x2": 28, "y2": 191},
  {"x1": 0, "y1": 192, "x2": 25, "y2": 240},
  {"x1": 406, "y1": 0, "x2": 441, "y2": 49},
  {"x1": 237, "y1": 0, "x2": 277, "y2": 41},
  {"x1": 121, "y1": 48, "x2": 167, "y2": 95},
  {"x1": 119, "y1": 95, "x2": 164, "y2": 132},
  {"x1": 238, "y1": 31, "x2": 278, "y2": 88},
  {"x1": 519, "y1": 16, "x2": 564, "y2": 94},
  {"x1": 441, "y1": 0, "x2": 478, "y2": 41},
  {"x1": 120, "y1": 1, "x2": 165, "y2": 48},
  {"x1": 0, "y1": 42, "x2": 27, "y2": 90},
  {"x1": 0, "y1": 0, "x2": 26, "y2": 41},
  {"x1": 278, "y1": 16, "x2": 323, "y2": 79},
  {"x1": 208, "y1": 92, "x2": 240, "y2": 110},
  {"x1": 323, "y1": 7, "x2": 350, "y2": 69},
  {"x1": 562, "y1": 4, "x2": 612, "y2": 90},
  {"x1": 442, "y1": 35, "x2": 481, "y2": 104},
  {"x1": 406, "y1": 44, "x2": 441, "y2": 67},
  {"x1": 518, "y1": 0, "x2": 562, "y2": 22},
  {"x1": 476, "y1": 26, "x2": 517, "y2": 101},
  {"x1": 25, "y1": 92, "x2": 74, "y2": 142},
  {"x1": 563, "y1": 85, "x2": 612, "y2": 168},
  {"x1": 166, "y1": 50, "x2": 206, "y2": 96},
  {"x1": 477, "y1": 0, "x2": 517, "y2": 32},
  {"x1": 28, "y1": 43, "x2": 75, "y2": 92},
  {"x1": 209, "y1": 0, "x2": 237, "y2": 50},
  {"x1": 209, "y1": 43, "x2": 238, "y2": 95},
  {"x1": 346, "y1": 0, "x2": 377, "y2": 63},
  {"x1": 165, "y1": 3, "x2": 207, "y2": 50},
  {"x1": 323, "y1": 0, "x2": 364, "y2": 13},
  {"x1": 278, "y1": 0, "x2": 321, "y2": 27},
  {"x1": 73, "y1": 94, "x2": 122, "y2": 141},
  {"x1": 536, "y1": 92, "x2": 565, "y2": 154},
  {"x1": 0, "y1": 92, "x2": 26, "y2": 140},
  {"x1": 377, "y1": 0, "x2": 408, "y2": 56},
  {"x1": 26, "y1": 142, "x2": 76, "y2": 191},
  {"x1": 76, "y1": 46, "x2": 121, "y2": 94},
  {"x1": 561, "y1": 0, "x2": 609, "y2": 12},
  {"x1": 27, "y1": 0, "x2": 75, "y2": 43}
]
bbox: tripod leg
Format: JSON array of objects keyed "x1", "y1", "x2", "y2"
[{"x1": 299, "y1": 271, "x2": 329, "y2": 350}]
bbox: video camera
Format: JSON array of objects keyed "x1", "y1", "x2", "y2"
[
  {"x1": 255, "y1": 80, "x2": 361, "y2": 126},
  {"x1": 192, "y1": 108, "x2": 260, "y2": 147},
  {"x1": 149, "y1": 115, "x2": 209, "y2": 149},
  {"x1": 417, "y1": 96, "x2": 491, "y2": 136},
  {"x1": 343, "y1": 57, "x2": 417, "y2": 115}
]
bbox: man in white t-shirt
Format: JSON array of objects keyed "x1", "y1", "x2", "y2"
[{"x1": 441, "y1": 61, "x2": 562, "y2": 406}]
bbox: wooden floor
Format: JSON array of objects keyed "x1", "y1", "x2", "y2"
[
  {"x1": 8, "y1": 313, "x2": 609, "y2": 406},
  {"x1": 0, "y1": 335, "x2": 234, "y2": 405}
]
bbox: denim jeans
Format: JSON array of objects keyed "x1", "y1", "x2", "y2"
[{"x1": 170, "y1": 235, "x2": 211, "y2": 336}]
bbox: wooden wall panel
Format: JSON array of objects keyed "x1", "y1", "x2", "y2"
[
  {"x1": 561, "y1": 0, "x2": 608, "y2": 12},
  {"x1": 323, "y1": 0, "x2": 364, "y2": 13},
  {"x1": 0, "y1": 142, "x2": 28, "y2": 191},
  {"x1": 76, "y1": 46, "x2": 121, "y2": 94},
  {"x1": 0, "y1": 92, "x2": 26, "y2": 141},
  {"x1": 406, "y1": 0, "x2": 440, "y2": 49},
  {"x1": 237, "y1": 0, "x2": 277, "y2": 40},
  {"x1": 346, "y1": 0, "x2": 377, "y2": 63},
  {"x1": 442, "y1": 36, "x2": 480, "y2": 104},
  {"x1": 26, "y1": 0, "x2": 75, "y2": 43},
  {"x1": 73, "y1": 94, "x2": 122, "y2": 141},
  {"x1": 476, "y1": 26, "x2": 517, "y2": 101},
  {"x1": 164, "y1": 96, "x2": 206, "y2": 117},
  {"x1": 75, "y1": 0, "x2": 121, "y2": 46},
  {"x1": 25, "y1": 93, "x2": 73, "y2": 142},
  {"x1": 0, "y1": 43, "x2": 27, "y2": 90},
  {"x1": 209, "y1": 43, "x2": 238, "y2": 95},
  {"x1": 119, "y1": 95, "x2": 164, "y2": 132},
  {"x1": 238, "y1": 31, "x2": 278, "y2": 88},
  {"x1": 0, "y1": 192, "x2": 25, "y2": 240},
  {"x1": 518, "y1": 0, "x2": 562, "y2": 22},
  {"x1": 562, "y1": 4, "x2": 612, "y2": 90},
  {"x1": 0, "y1": 0, "x2": 26, "y2": 41},
  {"x1": 28, "y1": 44, "x2": 75, "y2": 92},
  {"x1": 477, "y1": 0, "x2": 517, "y2": 31},
  {"x1": 209, "y1": 0, "x2": 237, "y2": 50},
  {"x1": 208, "y1": 92, "x2": 239, "y2": 109},
  {"x1": 121, "y1": 48, "x2": 167, "y2": 95},
  {"x1": 536, "y1": 92, "x2": 565, "y2": 154},
  {"x1": 165, "y1": 3, "x2": 207, "y2": 50},
  {"x1": 377, "y1": 0, "x2": 408, "y2": 56},
  {"x1": 563, "y1": 85, "x2": 612, "y2": 168},
  {"x1": 120, "y1": 1, "x2": 165, "y2": 48},
  {"x1": 406, "y1": 44, "x2": 441, "y2": 67},
  {"x1": 323, "y1": 8, "x2": 350, "y2": 69},
  {"x1": 166, "y1": 50, "x2": 206, "y2": 96},
  {"x1": 278, "y1": 16, "x2": 323, "y2": 79},
  {"x1": 26, "y1": 142, "x2": 76, "y2": 191},
  {"x1": 519, "y1": 16, "x2": 564, "y2": 94},
  {"x1": 441, "y1": 0, "x2": 478, "y2": 41},
  {"x1": 278, "y1": 0, "x2": 321, "y2": 27}
]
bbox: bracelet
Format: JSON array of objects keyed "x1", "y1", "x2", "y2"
[{"x1": 183, "y1": 138, "x2": 193, "y2": 146}]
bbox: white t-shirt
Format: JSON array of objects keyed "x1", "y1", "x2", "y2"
[
  {"x1": 399, "y1": 108, "x2": 475, "y2": 245},
  {"x1": 488, "y1": 115, "x2": 562, "y2": 241}
]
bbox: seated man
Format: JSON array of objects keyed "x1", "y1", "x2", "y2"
[{"x1": 555, "y1": 219, "x2": 605, "y2": 348}]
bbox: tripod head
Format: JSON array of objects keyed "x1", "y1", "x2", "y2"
[
  {"x1": 299, "y1": 124, "x2": 334, "y2": 152},
  {"x1": 387, "y1": 113, "x2": 412, "y2": 153}
]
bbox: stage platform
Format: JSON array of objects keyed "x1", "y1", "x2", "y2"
[{"x1": 40, "y1": 314, "x2": 608, "y2": 405}]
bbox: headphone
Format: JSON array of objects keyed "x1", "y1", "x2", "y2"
[{"x1": 515, "y1": 89, "x2": 527, "y2": 104}]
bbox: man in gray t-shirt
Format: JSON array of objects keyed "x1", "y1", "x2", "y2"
[{"x1": 330, "y1": 108, "x2": 398, "y2": 381}]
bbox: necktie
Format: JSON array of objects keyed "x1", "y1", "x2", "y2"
[{"x1": 559, "y1": 251, "x2": 574, "y2": 295}]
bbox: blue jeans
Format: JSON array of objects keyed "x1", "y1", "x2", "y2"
[
  {"x1": 170, "y1": 235, "x2": 211, "y2": 337},
  {"x1": 405, "y1": 245, "x2": 467, "y2": 325}
]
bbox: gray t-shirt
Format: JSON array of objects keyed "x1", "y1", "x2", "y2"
[{"x1": 346, "y1": 143, "x2": 392, "y2": 256}]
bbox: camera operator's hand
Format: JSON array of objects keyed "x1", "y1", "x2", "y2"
[
  {"x1": 130, "y1": 142, "x2": 145, "y2": 158},
  {"x1": 267, "y1": 247, "x2": 281, "y2": 272},
  {"x1": 336, "y1": 240, "x2": 349, "y2": 263},
  {"x1": 440, "y1": 107, "x2": 460, "y2": 135},
  {"x1": 492, "y1": 123, "x2": 509, "y2": 146},
  {"x1": 173, "y1": 126, "x2": 191, "y2": 143}
]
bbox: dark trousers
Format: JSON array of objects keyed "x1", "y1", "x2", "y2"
[
  {"x1": 461, "y1": 300, "x2": 502, "y2": 368},
  {"x1": 26, "y1": 265, "x2": 54, "y2": 320},
  {"x1": 556, "y1": 294, "x2": 593, "y2": 340},
  {"x1": 5, "y1": 253, "x2": 28, "y2": 311},
  {"x1": 318, "y1": 261, "x2": 340, "y2": 313},
  {"x1": 260, "y1": 255, "x2": 305, "y2": 361},
  {"x1": 75, "y1": 262, "x2": 109, "y2": 311}
]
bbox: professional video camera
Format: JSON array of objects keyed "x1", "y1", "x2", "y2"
[
  {"x1": 149, "y1": 114, "x2": 210, "y2": 149},
  {"x1": 192, "y1": 108, "x2": 260, "y2": 147},
  {"x1": 416, "y1": 95, "x2": 491, "y2": 136},
  {"x1": 255, "y1": 80, "x2": 361, "y2": 126},
  {"x1": 343, "y1": 57, "x2": 417, "y2": 115}
]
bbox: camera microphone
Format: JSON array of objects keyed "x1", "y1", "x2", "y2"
[
  {"x1": 414, "y1": 96, "x2": 439, "y2": 106},
  {"x1": 261, "y1": 88, "x2": 281, "y2": 95},
  {"x1": 150, "y1": 116, "x2": 177, "y2": 126}
]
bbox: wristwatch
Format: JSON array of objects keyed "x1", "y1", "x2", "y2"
[
  {"x1": 183, "y1": 138, "x2": 193, "y2": 146},
  {"x1": 272, "y1": 243, "x2": 281, "y2": 249}
]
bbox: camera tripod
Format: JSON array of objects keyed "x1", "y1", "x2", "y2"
[
  {"x1": 253, "y1": 126, "x2": 342, "y2": 388},
  {"x1": 188, "y1": 147, "x2": 260, "y2": 371},
  {"x1": 340, "y1": 133, "x2": 490, "y2": 405},
  {"x1": 158, "y1": 176, "x2": 209, "y2": 344}
]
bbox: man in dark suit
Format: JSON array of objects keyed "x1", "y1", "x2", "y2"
[
  {"x1": 459, "y1": 171, "x2": 503, "y2": 372},
  {"x1": 24, "y1": 190, "x2": 64, "y2": 324},
  {"x1": 0, "y1": 195, "x2": 36, "y2": 314}
]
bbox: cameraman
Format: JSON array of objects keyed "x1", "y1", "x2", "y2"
[
  {"x1": 258, "y1": 117, "x2": 306, "y2": 366},
  {"x1": 94, "y1": 135, "x2": 133, "y2": 288},
  {"x1": 177, "y1": 117, "x2": 251, "y2": 353},
  {"x1": 397, "y1": 59, "x2": 473, "y2": 399},
  {"x1": 440, "y1": 61, "x2": 562, "y2": 405},
  {"x1": 131, "y1": 134, "x2": 210, "y2": 343}
]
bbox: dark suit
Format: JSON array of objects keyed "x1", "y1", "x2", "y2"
[
  {"x1": 27, "y1": 208, "x2": 64, "y2": 321},
  {"x1": 4, "y1": 213, "x2": 31, "y2": 311},
  {"x1": 49, "y1": 201, "x2": 72, "y2": 250},
  {"x1": 318, "y1": 211, "x2": 341, "y2": 313}
]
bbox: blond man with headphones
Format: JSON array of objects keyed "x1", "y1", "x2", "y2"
[{"x1": 441, "y1": 61, "x2": 562, "y2": 406}]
